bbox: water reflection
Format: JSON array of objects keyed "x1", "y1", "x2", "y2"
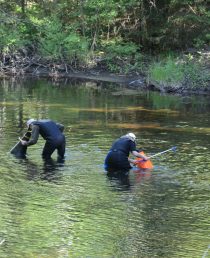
[
  {"x1": 17, "y1": 158, "x2": 65, "y2": 182},
  {"x1": 41, "y1": 158, "x2": 64, "y2": 182},
  {"x1": 1, "y1": 78, "x2": 210, "y2": 257},
  {"x1": 106, "y1": 169, "x2": 131, "y2": 191},
  {"x1": 106, "y1": 167, "x2": 152, "y2": 191},
  {"x1": 132, "y1": 167, "x2": 152, "y2": 184}
]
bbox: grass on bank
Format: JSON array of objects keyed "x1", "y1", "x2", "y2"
[{"x1": 147, "y1": 55, "x2": 210, "y2": 91}]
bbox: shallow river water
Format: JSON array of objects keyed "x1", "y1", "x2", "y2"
[{"x1": 0, "y1": 78, "x2": 210, "y2": 257}]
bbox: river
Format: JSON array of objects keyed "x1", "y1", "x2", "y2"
[{"x1": 0, "y1": 78, "x2": 210, "y2": 257}]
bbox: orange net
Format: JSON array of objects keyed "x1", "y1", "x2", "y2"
[{"x1": 134, "y1": 151, "x2": 153, "y2": 169}]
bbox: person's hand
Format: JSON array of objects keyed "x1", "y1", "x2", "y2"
[
  {"x1": 128, "y1": 158, "x2": 136, "y2": 164},
  {"x1": 19, "y1": 137, "x2": 28, "y2": 146},
  {"x1": 139, "y1": 155, "x2": 149, "y2": 161}
]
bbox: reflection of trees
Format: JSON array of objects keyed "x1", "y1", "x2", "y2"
[
  {"x1": 1, "y1": 77, "x2": 207, "y2": 140},
  {"x1": 0, "y1": 80, "x2": 56, "y2": 138},
  {"x1": 1, "y1": 77, "x2": 210, "y2": 153},
  {"x1": 17, "y1": 103, "x2": 24, "y2": 131}
]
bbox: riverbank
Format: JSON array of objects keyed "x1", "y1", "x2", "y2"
[{"x1": 0, "y1": 49, "x2": 209, "y2": 95}]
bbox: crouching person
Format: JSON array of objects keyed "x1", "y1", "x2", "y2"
[
  {"x1": 20, "y1": 119, "x2": 65, "y2": 161},
  {"x1": 104, "y1": 133, "x2": 148, "y2": 172}
]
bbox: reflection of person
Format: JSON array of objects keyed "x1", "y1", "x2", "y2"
[
  {"x1": 20, "y1": 119, "x2": 65, "y2": 160},
  {"x1": 132, "y1": 168, "x2": 152, "y2": 184},
  {"x1": 41, "y1": 158, "x2": 64, "y2": 181},
  {"x1": 23, "y1": 158, "x2": 64, "y2": 182},
  {"x1": 104, "y1": 133, "x2": 149, "y2": 171},
  {"x1": 106, "y1": 170, "x2": 131, "y2": 190}
]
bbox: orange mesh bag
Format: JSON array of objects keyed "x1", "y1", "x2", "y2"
[{"x1": 134, "y1": 151, "x2": 153, "y2": 169}]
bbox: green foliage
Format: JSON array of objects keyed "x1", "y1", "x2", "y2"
[
  {"x1": 38, "y1": 18, "x2": 65, "y2": 59},
  {"x1": 148, "y1": 55, "x2": 210, "y2": 89},
  {"x1": 0, "y1": 0, "x2": 209, "y2": 75},
  {"x1": 1, "y1": 0, "x2": 210, "y2": 52},
  {"x1": 38, "y1": 18, "x2": 89, "y2": 64},
  {"x1": 0, "y1": 19, "x2": 30, "y2": 53},
  {"x1": 101, "y1": 40, "x2": 142, "y2": 73},
  {"x1": 63, "y1": 33, "x2": 89, "y2": 65},
  {"x1": 104, "y1": 41, "x2": 138, "y2": 57},
  {"x1": 182, "y1": 61, "x2": 210, "y2": 88},
  {"x1": 148, "y1": 57, "x2": 184, "y2": 85}
]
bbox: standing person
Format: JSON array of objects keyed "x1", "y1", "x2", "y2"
[
  {"x1": 104, "y1": 133, "x2": 149, "y2": 171},
  {"x1": 19, "y1": 119, "x2": 66, "y2": 160}
]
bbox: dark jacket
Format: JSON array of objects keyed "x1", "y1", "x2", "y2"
[
  {"x1": 110, "y1": 137, "x2": 137, "y2": 157},
  {"x1": 27, "y1": 119, "x2": 64, "y2": 145},
  {"x1": 105, "y1": 137, "x2": 137, "y2": 171}
]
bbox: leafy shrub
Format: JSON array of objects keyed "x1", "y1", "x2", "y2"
[
  {"x1": 38, "y1": 18, "x2": 89, "y2": 65},
  {"x1": 63, "y1": 33, "x2": 89, "y2": 66},
  {"x1": 182, "y1": 62, "x2": 209, "y2": 88},
  {"x1": 38, "y1": 18, "x2": 66, "y2": 59},
  {"x1": 101, "y1": 40, "x2": 142, "y2": 73},
  {"x1": 0, "y1": 21, "x2": 30, "y2": 54}
]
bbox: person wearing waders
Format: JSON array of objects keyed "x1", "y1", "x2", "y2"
[
  {"x1": 19, "y1": 119, "x2": 66, "y2": 161},
  {"x1": 104, "y1": 133, "x2": 149, "y2": 172}
]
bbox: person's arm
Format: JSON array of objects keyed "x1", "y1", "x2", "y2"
[
  {"x1": 128, "y1": 158, "x2": 137, "y2": 164},
  {"x1": 132, "y1": 150, "x2": 149, "y2": 161},
  {"x1": 56, "y1": 123, "x2": 64, "y2": 132},
  {"x1": 20, "y1": 125, "x2": 39, "y2": 146}
]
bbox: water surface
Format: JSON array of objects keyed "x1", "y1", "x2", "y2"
[{"x1": 0, "y1": 78, "x2": 210, "y2": 257}]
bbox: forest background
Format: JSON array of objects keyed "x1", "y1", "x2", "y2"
[{"x1": 0, "y1": 0, "x2": 210, "y2": 93}]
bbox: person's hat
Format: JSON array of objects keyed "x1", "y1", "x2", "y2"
[
  {"x1": 126, "y1": 132, "x2": 136, "y2": 142},
  {"x1": 26, "y1": 119, "x2": 35, "y2": 127}
]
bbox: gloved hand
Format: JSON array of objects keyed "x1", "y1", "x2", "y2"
[{"x1": 19, "y1": 137, "x2": 28, "y2": 146}]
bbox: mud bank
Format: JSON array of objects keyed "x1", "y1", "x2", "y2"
[{"x1": 1, "y1": 69, "x2": 210, "y2": 96}]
